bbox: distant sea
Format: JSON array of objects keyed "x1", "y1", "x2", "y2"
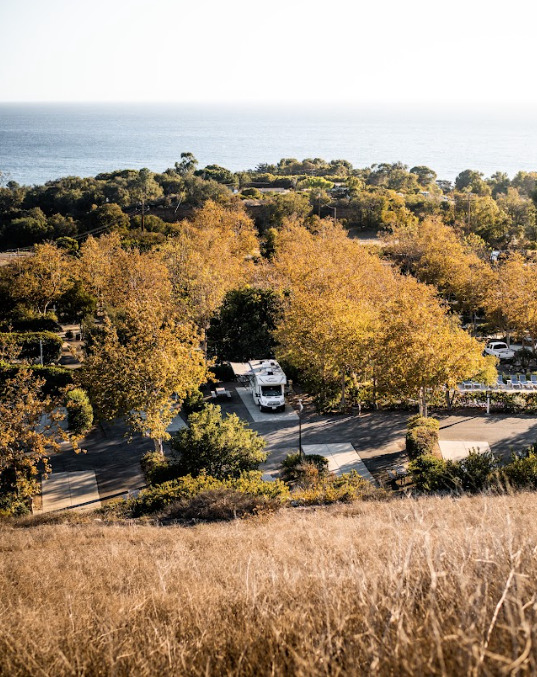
[{"x1": 1, "y1": 103, "x2": 537, "y2": 186}]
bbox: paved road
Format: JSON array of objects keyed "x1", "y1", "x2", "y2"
[
  {"x1": 48, "y1": 419, "x2": 151, "y2": 500},
  {"x1": 46, "y1": 382, "x2": 537, "y2": 504}
]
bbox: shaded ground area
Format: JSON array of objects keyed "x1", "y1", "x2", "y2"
[
  {"x1": 41, "y1": 471, "x2": 101, "y2": 512},
  {"x1": 49, "y1": 419, "x2": 151, "y2": 501}
]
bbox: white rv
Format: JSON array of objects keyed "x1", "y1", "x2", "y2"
[{"x1": 230, "y1": 360, "x2": 287, "y2": 412}]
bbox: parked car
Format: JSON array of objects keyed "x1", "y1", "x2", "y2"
[{"x1": 483, "y1": 341, "x2": 515, "y2": 360}]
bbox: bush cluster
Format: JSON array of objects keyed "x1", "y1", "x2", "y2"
[
  {"x1": 409, "y1": 451, "x2": 500, "y2": 493},
  {"x1": 158, "y1": 489, "x2": 281, "y2": 522},
  {"x1": 140, "y1": 451, "x2": 179, "y2": 486},
  {"x1": 0, "y1": 457, "x2": 39, "y2": 517},
  {"x1": 291, "y1": 471, "x2": 380, "y2": 505},
  {"x1": 114, "y1": 472, "x2": 289, "y2": 518},
  {"x1": 409, "y1": 448, "x2": 537, "y2": 494}
]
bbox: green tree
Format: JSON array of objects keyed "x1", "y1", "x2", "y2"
[
  {"x1": 410, "y1": 166, "x2": 437, "y2": 188},
  {"x1": 195, "y1": 164, "x2": 236, "y2": 185},
  {"x1": 174, "y1": 152, "x2": 198, "y2": 176},
  {"x1": 207, "y1": 286, "x2": 282, "y2": 361},
  {"x1": 57, "y1": 280, "x2": 97, "y2": 324},
  {"x1": 3, "y1": 208, "x2": 51, "y2": 247},
  {"x1": 89, "y1": 203, "x2": 130, "y2": 233},
  {"x1": 488, "y1": 171, "x2": 511, "y2": 197},
  {"x1": 455, "y1": 170, "x2": 491, "y2": 196},
  {"x1": 171, "y1": 404, "x2": 267, "y2": 479},
  {"x1": 128, "y1": 168, "x2": 163, "y2": 231}
]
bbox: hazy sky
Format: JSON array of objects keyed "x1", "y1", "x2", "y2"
[{"x1": 0, "y1": 0, "x2": 535, "y2": 106}]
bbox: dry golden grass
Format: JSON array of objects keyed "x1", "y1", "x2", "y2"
[{"x1": 2, "y1": 493, "x2": 537, "y2": 675}]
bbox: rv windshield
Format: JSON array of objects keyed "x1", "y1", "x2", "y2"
[{"x1": 261, "y1": 385, "x2": 282, "y2": 397}]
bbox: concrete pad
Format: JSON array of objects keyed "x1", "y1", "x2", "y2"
[
  {"x1": 41, "y1": 471, "x2": 101, "y2": 513},
  {"x1": 303, "y1": 443, "x2": 376, "y2": 484},
  {"x1": 166, "y1": 413, "x2": 187, "y2": 432},
  {"x1": 236, "y1": 387, "x2": 299, "y2": 423},
  {"x1": 439, "y1": 440, "x2": 491, "y2": 462}
]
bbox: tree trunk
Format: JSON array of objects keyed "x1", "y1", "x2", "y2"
[
  {"x1": 419, "y1": 387, "x2": 428, "y2": 417},
  {"x1": 153, "y1": 437, "x2": 164, "y2": 455},
  {"x1": 340, "y1": 373, "x2": 346, "y2": 411}
]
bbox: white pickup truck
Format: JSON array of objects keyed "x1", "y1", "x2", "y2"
[{"x1": 483, "y1": 341, "x2": 515, "y2": 360}]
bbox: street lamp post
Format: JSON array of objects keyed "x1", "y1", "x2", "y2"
[{"x1": 298, "y1": 398, "x2": 304, "y2": 457}]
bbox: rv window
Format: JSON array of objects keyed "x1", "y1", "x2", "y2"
[{"x1": 261, "y1": 385, "x2": 282, "y2": 396}]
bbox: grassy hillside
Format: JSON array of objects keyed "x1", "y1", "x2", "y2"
[{"x1": 1, "y1": 493, "x2": 537, "y2": 675}]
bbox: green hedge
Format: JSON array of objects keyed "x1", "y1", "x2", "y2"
[
  {"x1": 0, "y1": 331, "x2": 63, "y2": 363},
  {"x1": 405, "y1": 416, "x2": 440, "y2": 458},
  {"x1": 0, "y1": 316, "x2": 61, "y2": 333},
  {"x1": 0, "y1": 362, "x2": 73, "y2": 396}
]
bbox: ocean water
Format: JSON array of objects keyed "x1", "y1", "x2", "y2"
[{"x1": 1, "y1": 103, "x2": 537, "y2": 186}]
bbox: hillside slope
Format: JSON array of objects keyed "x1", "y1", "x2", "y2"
[{"x1": 1, "y1": 493, "x2": 537, "y2": 675}]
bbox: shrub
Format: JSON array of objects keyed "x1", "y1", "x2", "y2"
[
  {"x1": 121, "y1": 472, "x2": 288, "y2": 518},
  {"x1": 140, "y1": 451, "x2": 178, "y2": 486},
  {"x1": 280, "y1": 452, "x2": 329, "y2": 486},
  {"x1": 241, "y1": 187, "x2": 262, "y2": 199},
  {"x1": 158, "y1": 489, "x2": 280, "y2": 522},
  {"x1": 292, "y1": 471, "x2": 379, "y2": 505},
  {"x1": 0, "y1": 457, "x2": 39, "y2": 516},
  {"x1": 408, "y1": 455, "x2": 455, "y2": 492},
  {"x1": 0, "y1": 331, "x2": 62, "y2": 363},
  {"x1": 407, "y1": 415, "x2": 440, "y2": 432},
  {"x1": 65, "y1": 388, "x2": 93, "y2": 437},
  {"x1": 409, "y1": 451, "x2": 500, "y2": 493},
  {"x1": 182, "y1": 389, "x2": 206, "y2": 416},
  {"x1": 405, "y1": 416, "x2": 440, "y2": 458},
  {"x1": 456, "y1": 451, "x2": 501, "y2": 492},
  {"x1": 171, "y1": 404, "x2": 267, "y2": 480},
  {"x1": 501, "y1": 450, "x2": 537, "y2": 489}
]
